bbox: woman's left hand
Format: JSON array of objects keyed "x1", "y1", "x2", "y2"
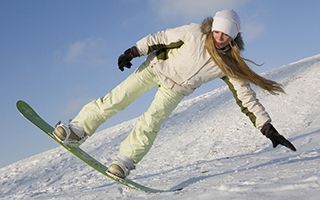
[{"x1": 261, "y1": 123, "x2": 297, "y2": 151}]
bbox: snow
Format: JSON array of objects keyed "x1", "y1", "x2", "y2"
[{"x1": 1, "y1": 54, "x2": 320, "y2": 200}]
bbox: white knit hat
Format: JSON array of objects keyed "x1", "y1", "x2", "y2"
[{"x1": 212, "y1": 9, "x2": 240, "y2": 39}]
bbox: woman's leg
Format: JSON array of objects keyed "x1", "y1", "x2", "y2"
[
  {"x1": 119, "y1": 84, "x2": 184, "y2": 163},
  {"x1": 71, "y1": 63, "x2": 158, "y2": 135}
]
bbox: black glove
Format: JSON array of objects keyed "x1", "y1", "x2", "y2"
[
  {"x1": 118, "y1": 46, "x2": 140, "y2": 71},
  {"x1": 261, "y1": 123, "x2": 296, "y2": 151}
]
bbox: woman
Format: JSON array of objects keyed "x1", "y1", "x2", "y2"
[{"x1": 53, "y1": 10, "x2": 296, "y2": 179}]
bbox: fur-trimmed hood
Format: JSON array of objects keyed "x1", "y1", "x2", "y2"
[{"x1": 201, "y1": 17, "x2": 244, "y2": 51}]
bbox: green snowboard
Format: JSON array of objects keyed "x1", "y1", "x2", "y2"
[{"x1": 16, "y1": 100, "x2": 180, "y2": 193}]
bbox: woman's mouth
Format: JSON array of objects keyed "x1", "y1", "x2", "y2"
[{"x1": 215, "y1": 42, "x2": 225, "y2": 49}]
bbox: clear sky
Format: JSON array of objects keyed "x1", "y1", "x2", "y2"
[{"x1": 1, "y1": 0, "x2": 319, "y2": 168}]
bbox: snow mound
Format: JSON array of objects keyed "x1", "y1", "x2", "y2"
[{"x1": 1, "y1": 54, "x2": 320, "y2": 200}]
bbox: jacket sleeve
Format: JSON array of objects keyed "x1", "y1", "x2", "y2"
[
  {"x1": 135, "y1": 24, "x2": 193, "y2": 56},
  {"x1": 221, "y1": 76, "x2": 271, "y2": 130}
]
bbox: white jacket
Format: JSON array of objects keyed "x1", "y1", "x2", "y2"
[{"x1": 135, "y1": 23, "x2": 270, "y2": 129}]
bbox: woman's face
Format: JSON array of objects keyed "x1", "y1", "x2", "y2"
[{"x1": 212, "y1": 31, "x2": 232, "y2": 49}]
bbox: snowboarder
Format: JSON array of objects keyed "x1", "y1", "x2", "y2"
[{"x1": 53, "y1": 10, "x2": 296, "y2": 179}]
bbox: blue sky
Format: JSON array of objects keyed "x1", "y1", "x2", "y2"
[{"x1": 1, "y1": 0, "x2": 319, "y2": 168}]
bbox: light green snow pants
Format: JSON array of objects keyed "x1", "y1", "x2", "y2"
[{"x1": 72, "y1": 62, "x2": 184, "y2": 163}]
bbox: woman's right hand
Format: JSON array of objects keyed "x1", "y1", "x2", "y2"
[{"x1": 118, "y1": 46, "x2": 140, "y2": 71}]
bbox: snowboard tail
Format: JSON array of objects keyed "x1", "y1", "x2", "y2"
[{"x1": 16, "y1": 100, "x2": 180, "y2": 193}]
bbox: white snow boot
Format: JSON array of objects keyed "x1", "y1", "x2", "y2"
[
  {"x1": 107, "y1": 154, "x2": 135, "y2": 179},
  {"x1": 53, "y1": 122, "x2": 88, "y2": 147}
]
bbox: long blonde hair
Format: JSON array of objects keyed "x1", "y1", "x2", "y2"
[{"x1": 202, "y1": 18, "x2": 285, "y2": 95}]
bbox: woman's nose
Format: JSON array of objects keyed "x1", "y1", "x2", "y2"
[{"x1": 217, "y1": 32, "x2": 224, "y2": 40}]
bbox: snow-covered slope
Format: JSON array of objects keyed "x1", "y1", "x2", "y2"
[{"x1": 1, "y1": 55, "x2": 320, "y2": 200}]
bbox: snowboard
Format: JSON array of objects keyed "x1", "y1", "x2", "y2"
[{"x1": 16, "y1": 100, "x2": 181, "y2": 193}]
